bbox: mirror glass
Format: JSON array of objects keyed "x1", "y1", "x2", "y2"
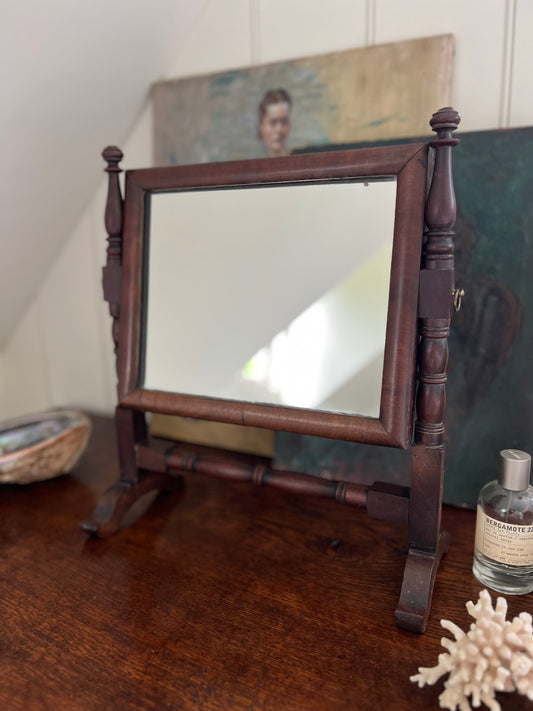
[{"x1": 142, "y1": 179, "x2": 396, "y2": 418}]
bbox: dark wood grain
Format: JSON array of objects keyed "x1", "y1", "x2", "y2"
[{"x1": 1, "y1": 416, "x2": 530, "y2": 710}]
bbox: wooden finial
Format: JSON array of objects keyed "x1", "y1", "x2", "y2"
[
  {"x1": 430, "y1": 107, "x2": 461, "y2": 142},
  {"x1": 102, "y1": 146, "x2": 124, "y2": 257},
  {"x1": 102, "y1": 145, "x2": 124, "y2": 170}
]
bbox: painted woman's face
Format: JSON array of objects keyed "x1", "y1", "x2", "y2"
[{"x1": 258, "y1": 102, "x2": 291, "y2": 157}]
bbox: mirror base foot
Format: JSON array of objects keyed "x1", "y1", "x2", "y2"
[
  {"x1": 394, "y1": 529, "x2": 450, "y2": 633},
  {"x1": 81, "y1": 471, "x2": 180, "y2": 538}
]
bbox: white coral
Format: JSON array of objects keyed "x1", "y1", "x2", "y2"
[{"x1": 410, "y1": 589, "x2": 533, "y2": 711}]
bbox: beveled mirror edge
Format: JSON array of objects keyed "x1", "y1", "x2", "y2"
[{"x1": 117, "y1": 143, "x2": 429, "y2": 450}]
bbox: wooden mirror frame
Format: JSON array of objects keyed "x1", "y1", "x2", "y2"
[{"x1": 83, "y1": 107, "x2": 461, "y2": 633}]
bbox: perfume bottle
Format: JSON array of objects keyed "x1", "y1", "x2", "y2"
[{"x1": 473, "y1": 449, "x2": 533, "y2": 594}]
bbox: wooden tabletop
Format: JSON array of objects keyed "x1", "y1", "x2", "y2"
[{"x1": 1, "y1": 415, "x2": 531, "y2": 710}]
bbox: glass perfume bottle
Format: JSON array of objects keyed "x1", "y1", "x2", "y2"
[{"x1": 473, "y1": 449, "x2": 533, "y2": 594}]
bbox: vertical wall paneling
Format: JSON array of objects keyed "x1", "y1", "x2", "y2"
[
  {"x1": 250, "y1": 0, "x2": 261, "y2": 64},
  {"x1": 365, "y1": 0, "x2": 376, "y2": 46},
  {"x1": 259, "y1": 0, "x2": 367, "y2": 63},
  {"x1": 165, "y1": 0, "x2": 252, "y2": 79},
  {"x1": 509, "y1": 0, "x2": 533, "y2": 126},
  {"x1": 499, "y1": 0, "x2": 517, "y2": 127},
  {"x1": 374, "y1": 0, "x2": 508, "y2": 132}
]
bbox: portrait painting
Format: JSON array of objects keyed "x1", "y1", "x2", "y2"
[{"x1": 152, "y1": 34, "x2": 454, "y2": 166}]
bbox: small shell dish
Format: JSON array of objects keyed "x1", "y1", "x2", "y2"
[{"x1": 0, "y1": 409, "x2": 91, "y2": 484}]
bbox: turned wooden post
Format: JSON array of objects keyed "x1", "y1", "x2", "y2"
[
  {"x1": 415, "y1": 107, "x2": 460, "y2": 450},
  {"x1": 101, "y1": 147, "x2": 147, "y2": 482},
  {"x1": 102, "y1": 146, "x2": 124, "y2": 369},
  {"x1": 410, "y1": 107, "x2": 461, "y2": 552},
  {"x1": 395, "y1": 108, "x2": 460, "y2": 632},
  {"x1": 81, "y1": 149, "x2": 170, "y2": 536}
]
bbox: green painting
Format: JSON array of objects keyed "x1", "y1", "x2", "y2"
[{"x1": 275, "y1": 127, "x2": 533, "y2": 509}]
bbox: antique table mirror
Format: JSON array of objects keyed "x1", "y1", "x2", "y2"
[{"x1": 83, "y1": 107, "x2": 461, "y2": 633}]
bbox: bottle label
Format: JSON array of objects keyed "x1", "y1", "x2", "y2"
[{"x1": 475, "y1": 506, "x2": 533, "y2": 566}]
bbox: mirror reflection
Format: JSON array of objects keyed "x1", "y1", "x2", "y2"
[{"x1": 142, "y1": 179, "x2": 396, "y2": 418}]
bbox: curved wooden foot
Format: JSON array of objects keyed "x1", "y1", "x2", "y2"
[
  {"x1": 394, "y1": 529, "x2": 450, "y2": 633},
  {"x1": 81, "y1": 471, "x2": 180, "y2": 538}
]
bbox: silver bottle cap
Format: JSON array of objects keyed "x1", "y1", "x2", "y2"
[{"x1": 499, "y1": 449, "x2": 531, "y2": 491}]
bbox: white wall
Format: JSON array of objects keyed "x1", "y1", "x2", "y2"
[{"x1": 2, "y1": 0, "x2": 532, "y2": 420}]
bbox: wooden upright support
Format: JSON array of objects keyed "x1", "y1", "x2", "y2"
[
  {"x1": 81, "y1": 148, "x2": 172, "y2": 538},
  {"x1": 395, "y1": 107, "x2": 461, "y2": 632},
  {"x1": 101, "y1": 146, "x2": 124, "y2": 364}
]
